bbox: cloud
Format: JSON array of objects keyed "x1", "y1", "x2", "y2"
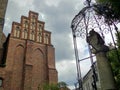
[
  {"x1": 52, "y1": 33, "x2": 74, "y2": 61},
  {"x1": 4, "y1": 0, "x2": 35, "y2": 35},
  {"x1": 56, "y1": 58, "x2": 92, "y2": 89},
  {"x1": 10, "y1": 0, "x2": 34, "y2": 7},
  {"x1": 56, "y1": 60, "x2": 77, "y2": 89},
  {"x1": 31, "y1": 0, "x2": 84, "y2": 62},
  {"x1": 3, "y1": 0, "x2": 91, "y2": 89},
  {"x1": 45, "y1": 0, "x2": 61, "y2": 7}
]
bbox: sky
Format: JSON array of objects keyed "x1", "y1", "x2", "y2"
[{"x1": 3, "y1": 0, "x2": 96, "y2": 89}]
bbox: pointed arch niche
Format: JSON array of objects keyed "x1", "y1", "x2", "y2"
[
  {"x1": 11, "y1": 45, "x2": 24, "y2": 90},
  {"x1": 32, "y1": 49, "x2": 47, "y2": 90}
]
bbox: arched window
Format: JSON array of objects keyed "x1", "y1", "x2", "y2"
[
  {"x1": 30, "y1": 31, "x2": 35, "y2": 41},
  {"x1": 23, "y1": 20, "x2": 28, "y2": 28},
  {"x1": 31, "y1": 15, "x2": 36, "y2": 22},
  {"x1": 44, "y1": 33, "x2": 49, "y2": 44},
  {"x1": 37, "y1": 24, "x2": 43, "y2": 43},
  {"x1": 37, "y1": 32, "x2": 42, "y2": 43},
  {"x1": 22, "y1": 29, "x2": 28, "y2": 39},
  {"x1": 30, "y1": 15, "x2": 36, "y2": 30},
  {"x1": 30, "y1": 22, "x2": 36, "y2": 30},
  {"x1": 14, "y1": 26, "x2": 20, "y2": 38},
  {"x1": 22, "y1": 20, "x2": 29, "y2": 39},
  {"x1": 38, "y1": 24, "x2": 42, "y2": 31}
]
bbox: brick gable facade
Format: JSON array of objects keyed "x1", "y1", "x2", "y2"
[{"x1": 0, "y1": 11, "x2": 58, "y2": 90}]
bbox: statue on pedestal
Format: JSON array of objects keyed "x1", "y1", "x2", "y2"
[{"x1": 87, "y1": 29, "x2": 116, "y2": 90}]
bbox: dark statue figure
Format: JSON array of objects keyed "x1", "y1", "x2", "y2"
[{"x1": 87, "y1": 29, "x2": 109, "y2": 54}]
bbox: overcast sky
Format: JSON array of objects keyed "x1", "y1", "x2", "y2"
[{"x1": 4, "y1": 0, "x2": 94, "y2": 89}]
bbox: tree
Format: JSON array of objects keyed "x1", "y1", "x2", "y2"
[
  {"x1": 96, "y1": 0, "x2": 120, "y2": 13},
  {"x1": 57, "y1": 81, "x2": 68, "y2": 88},
  {"x1": 38, "y1": 82, "x2": 68, "y2": 90},
  {"x1": 107, "y1": 32, "x2": 120, "y2": 89},
  {"x1": 42, "y1": 83, "x2": 59, "y2": 90},
  {"x1": 94, "y1": 0, "x2": 120, "y2": 23}
]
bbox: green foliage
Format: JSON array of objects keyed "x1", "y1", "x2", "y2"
[
  {"x1": 107, "y1": 32, "x2": 120, "y2": 89},
  {"x1": 58, "y1": 81, "x2": 67, "y2": 88},
  {"x1": 39, "y1": 82, "x2": 68, "y2": 90},
  {"x1": 42, "y1": 83, "x2": 59, "y2": 90},
  {"x1": 95, "y1": 0, "x2": 120, "y2": 22},
  {"x1": 96, "y1": 0, "x2": 120, "y2": 11}
]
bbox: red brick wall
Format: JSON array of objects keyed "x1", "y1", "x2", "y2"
[
  {"x1": 48, "y1": 68, "x2": 58, "y2": 84},
  {"x1": 0, "y1": 11, "x2": 58, "y2": 90},
  {"x1": 5, "y1": 38, "x2": 25, "y2": 90},
  {"x1": 31, "y1": 48, "x2": 46, "y2": 90},
  {"x1": 0, "y1": 37, "x2": 58, "y2": 90},
  {"x1": 23, "y1": 65, "x2": 33, "y2": 90},
  {"x1": 10, "y1": 45, "x2": 24, "y2": 90},
  {"x1": 47, "y1": 45, "x2": 58, "y2": 84}
]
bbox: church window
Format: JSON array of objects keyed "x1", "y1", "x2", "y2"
[
  {"x1": 22, "y1": 19, "x2": 29, "y2": 39},
  {"x1": 23, "y1": 20, "x2": 28, "y2": 28},
  {"x1": 44, "y1": 33, "x2": 49, "y2": 44},
  {"x1": 14, "y1": 26, "x2": 20, "y2": 38},
  {"x1": 37, "y1": 24, "x2": 43, "y2": 42},
  {"x1": 30, "y1": 15, "x2": 36, "y2": 30},
  {"x1": 30, "y1": 15, "x2": 36, "y2": 24},
  {"x1": 30, "y1": 31, "x2": 35, "y2": 41},
  {"x1": 22, "y1": 29, "x2": 28, "y2": 39},
  {"x1": 30, "y1": 22, "x2": 36, "y2": 30},
  {"x1": 37, "y1": 32, "x2": 42, "y2": 43},
  {"x1": 38, "y1": 24, "x2": 42, "y2": 31}
]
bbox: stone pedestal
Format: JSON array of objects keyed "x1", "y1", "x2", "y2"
[
  {"x1": 87, "y1": 29, "x2": 116, "y2": 90},
  {"x1": 96, "y1": 52, "x2": 116, "y2": 90}
]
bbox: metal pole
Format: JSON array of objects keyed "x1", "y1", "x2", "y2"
[{"x1": 72, "y1": 30, "x2": 83, "y2": 90}]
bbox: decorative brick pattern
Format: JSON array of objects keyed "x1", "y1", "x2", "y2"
[
  {"x1": 11, "y1": 11, "x2": 51, "y2": 45},
  {"x1": 0, "y1": 11, "x2": 58, "y2": 90}
]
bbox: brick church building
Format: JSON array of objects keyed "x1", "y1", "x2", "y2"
[{"x1": 0, "y1": 8, "x2": 58, "y2": 90}]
